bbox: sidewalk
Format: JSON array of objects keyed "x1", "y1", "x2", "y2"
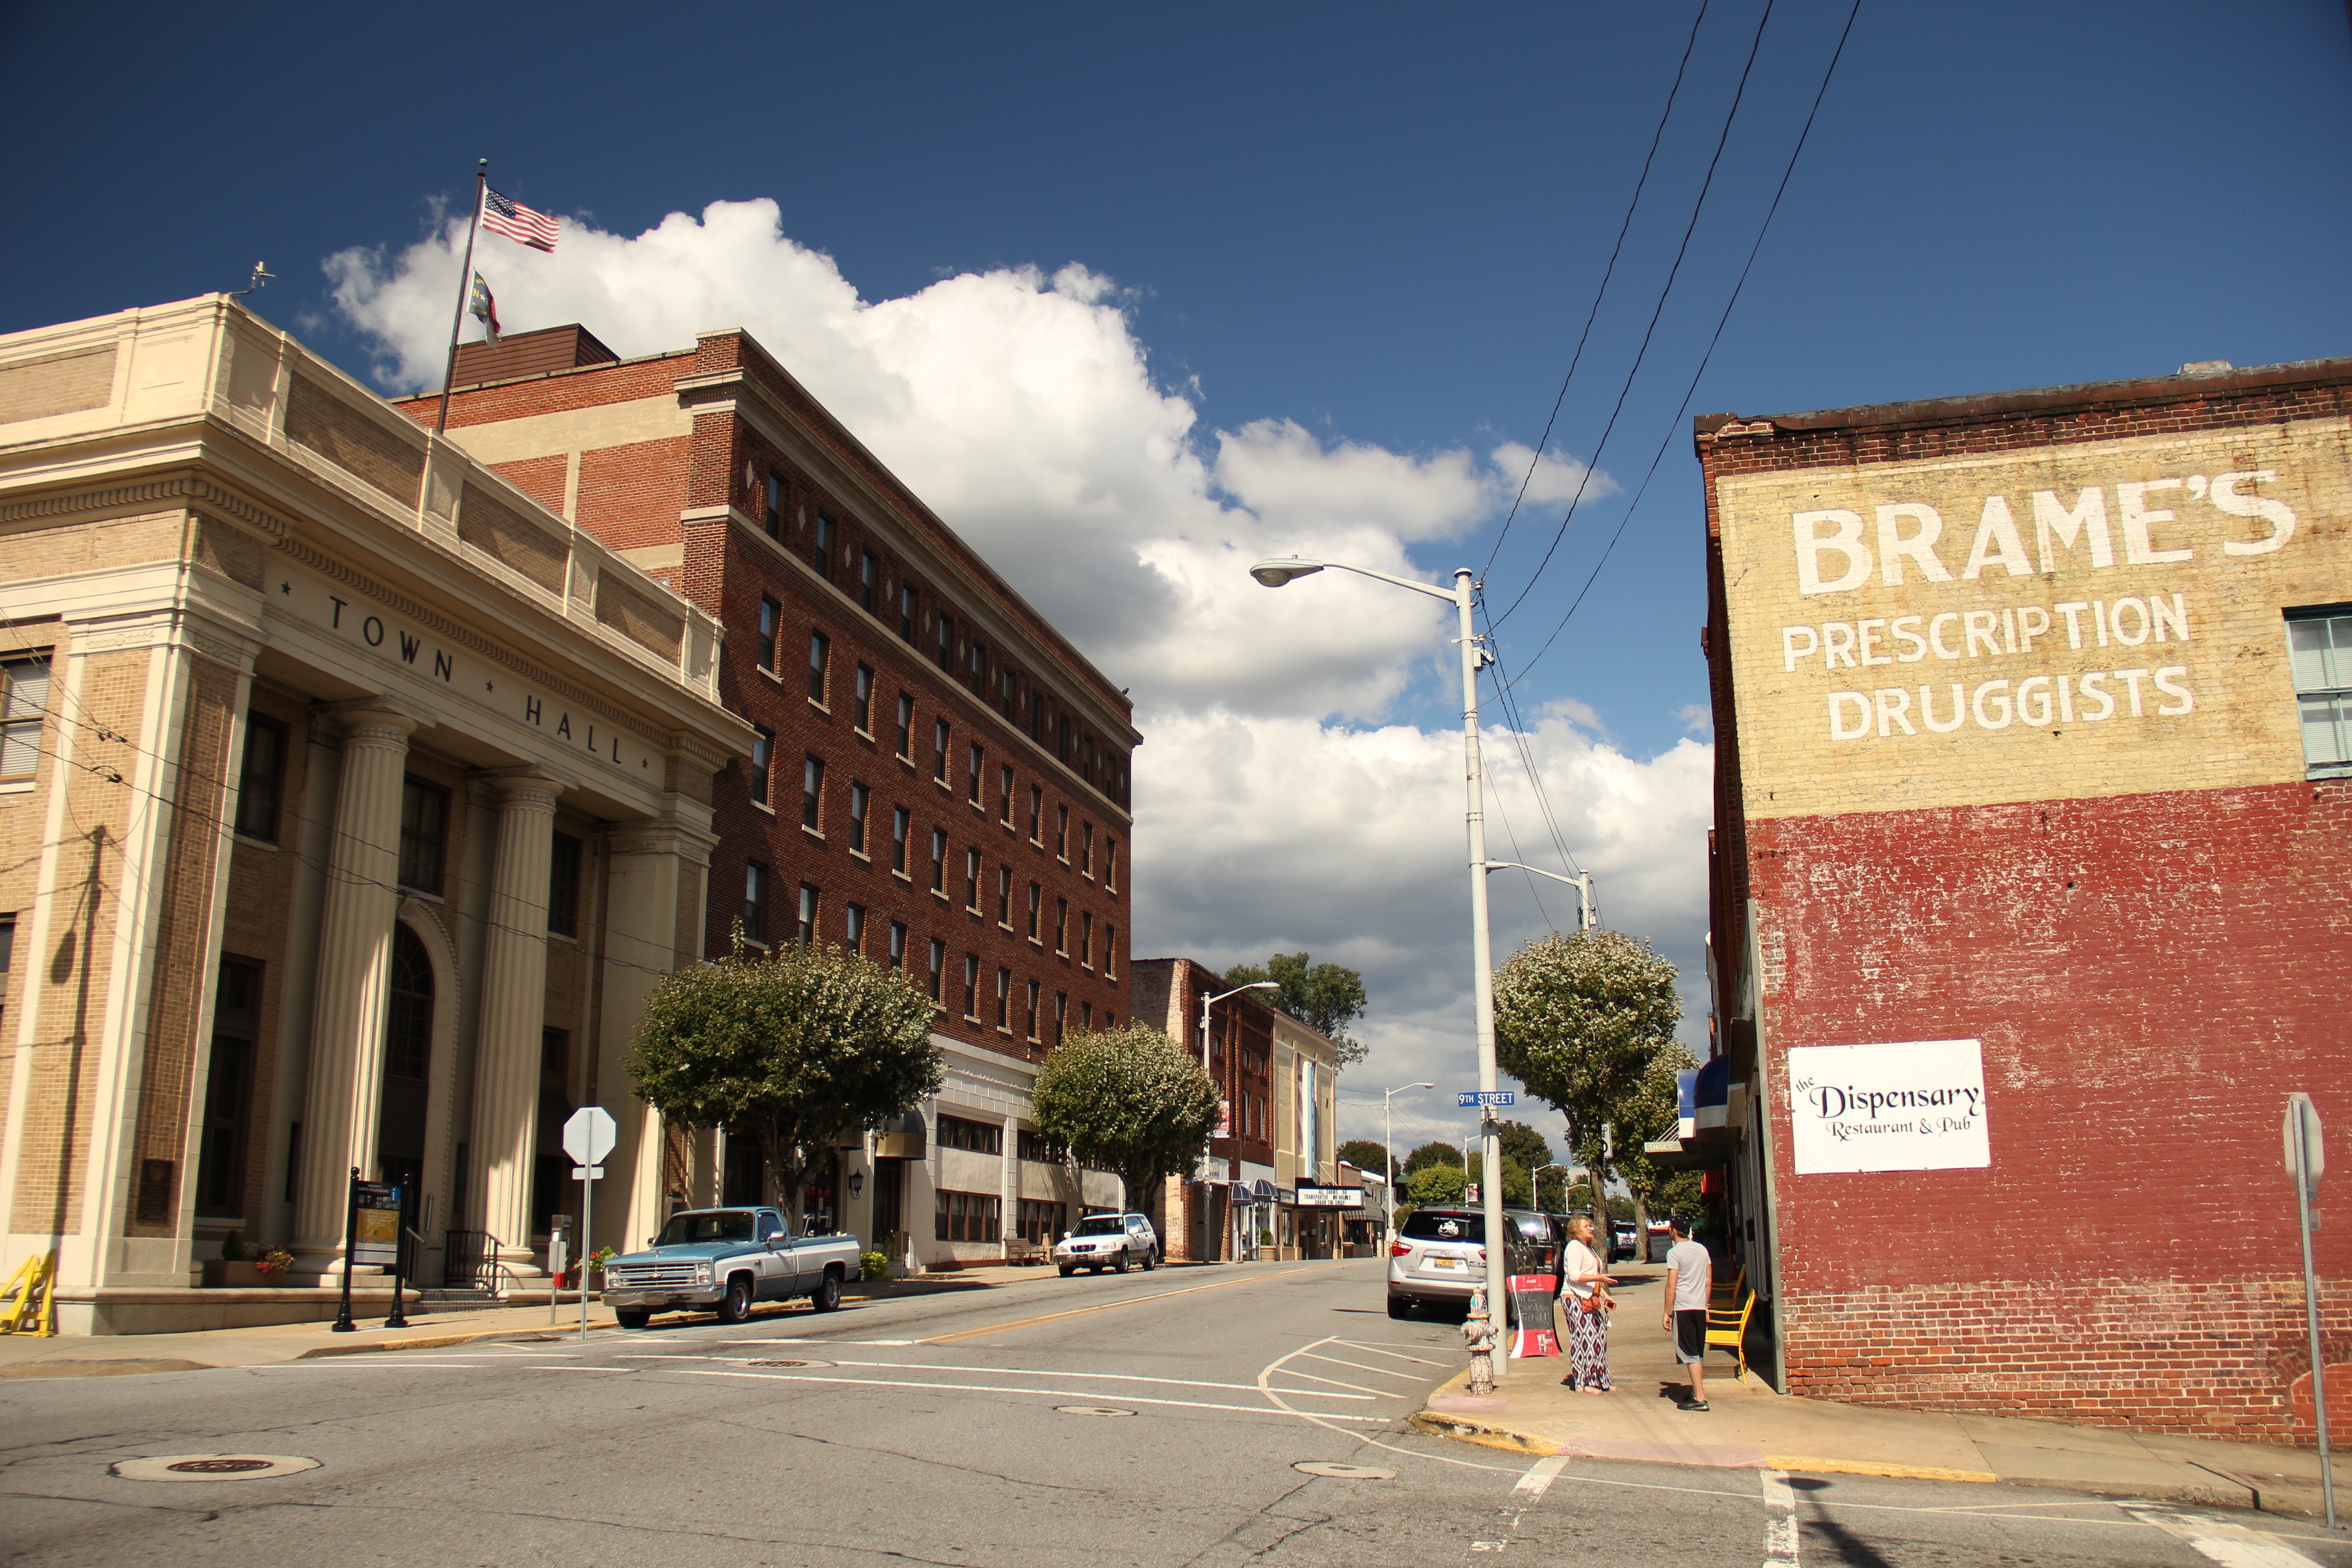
[
  {"x1": 0, "y1": 1262, "x2": 1066, "y2": 1378},
  {"x1": 1411, "y1": 1272, "x2": 2349, "y2": 1522}
]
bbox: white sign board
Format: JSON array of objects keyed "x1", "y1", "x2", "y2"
[
  {"x1": 563, "y1": 1107, "x2": 617, "y2": 1167},
  {"x1": 1294, "y1": 1186, "x2": 1366, "y2": 1210},
  {"x1": 1788, "y1": 1039, "x2": 1990, "y2": 1175}
]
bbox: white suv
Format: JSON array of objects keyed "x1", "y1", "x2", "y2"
[{"x1": 1054, "y1": 1212, "x2": 1158, "y2": 1275}]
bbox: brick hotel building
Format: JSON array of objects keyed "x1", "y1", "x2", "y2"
[
  {"x1": 408, "y1": 325, "x2": 1137, "y2": 1267},
  {"x1": 1675, "y1": 356, "x2": 2350, "y2": 1441}
]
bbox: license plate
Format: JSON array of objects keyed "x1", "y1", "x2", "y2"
[{"x1": 1426, "y1": 1256, "x2": 1463, "y2": 1271}]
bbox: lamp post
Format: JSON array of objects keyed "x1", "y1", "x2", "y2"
[
  {"x1": 1251, "y1": 557, "x2": 1506, "y2": 1327},
  {"x1": 1382, "y1": 1082, "x2": 1434, "y2": 1246},
  {"x1": 1530, "y1": 1161, "x2": 1568, "y2": 1215},
  {"x1": 1198, "y1": 980, "x2": 1278, "y2": 1263}
]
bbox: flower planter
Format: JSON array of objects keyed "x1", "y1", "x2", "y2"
[{"x1": 203, "y1": 1260, "x2": 285, "y2": 1288}]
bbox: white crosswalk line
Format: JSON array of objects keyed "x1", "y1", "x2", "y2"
[
  {"x1": 2127, "y1": 1509, "x2": 2328, "y2": 1567},
  {"x1": 1762, "y1": 1469, "x2": 1798, "y2": 1567},
  {"x1": 1512, "y1": 1455, "x2": 1570, "y2": 1499}
]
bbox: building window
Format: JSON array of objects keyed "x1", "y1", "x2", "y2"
[
  {"x1": 927, "y1": 938, "x2": 946, "y2": 1004},
  {"x1": 744, "y1": 862, "x2": 769, "y2": 945},
  {"x1": 858, "y1": 550, "x2": 878, "y2": 613},
  {"x1": 764, "y1": 471, "x2": 784, "y2": 537},
  {"x1": 1018, "y1": 1127, "x2": 1066, "y2": 1164},
  {"x1": 1081, "y1": 822, "x2": 1095, "y2": 878},
  {"x1": 938, "y1": 1115, "x2": 1004, "y2": 1155},
  {"x1": 1054, "y1": 991, "x2": 1068, "y2": 1047},
  {"x1": 888, "y1": 921, "x2": 906, "y2": 970},
  {"x1": 967, "y1": 743, "x2": 983, "y2": 805},
  {"x1": 964, "y1": 848, "x2": 980, "y2": 911},
  {"x1": 1103, "y1": 925, "x2": 1117, "y2": 980},
  {"x1": 930, "y1": 829, "x2": 947, "y2": 893},
  {"x1": 848, "y1": 782, "x2": 868, "y2": 855},
  {"x1": 802, "y1": 754, "x2": 823, "y2": 831},
  {"x1": 892, "y1": 806, "x2": 911, "y2": 873},
  {"x1": 969, "y1": 639, "x2": 987, "y2": 696},
  {"x1": 1055, "y1": 804, "x2": 1069, "y2": 861},
  {"x1": 999, "y1": 764, "x2": 1014, "y2": 826},
  {"x1": 1027, "y1": 882, "x2": 1041, "y2": 941},
  {"x1": 757, "y1": 597, "x2": 780, "y2": 674},
  {"x1": 749, "y1": 726, "x2": 773, "y2": 806},
  {"x1": 899, "y1": 584, "x2": 917, "y2": 643},
  {"x1": 845, "y1": 901, "x2": 865, "y2": 955},
  {"x1": 1080, "y1": 911, "x2": 1093, "y2": 969},
  {"x1": 962, "y1": 953, "x2": 980, "y2": 1019},
  {"x1": 233, "y1": 712, "x2": 287, "y2": 841},
  {"x1": 196, "y1": 956, "x2": 262, "y2": 1218},
  {"x1": 937, "y1": 614, "x2": 955, "y2": 670},
  {"x1": 2290, "y1": 609, "x2": 2352, "y2": 777},
  {"x1": 896, "y1": 693, "x2": 913, "y2": 760},
  {"x1": 808, "y1": 631, "x2": 831, "y2": 705},
  {"x1": 933, "y1": 720, "x2": 950, "y2": 783},
  {"x1": 1081, "y1": 1001, "x2": 1093, "y2": 1030},
  {"x1": 398, "y1": 777, "x2": 451, "y2": 896},
  {"x1": 996, "y1": 965, "x2": 1011, "y2": 1030},
  {"x1": 1017, "y1": 1197, "x2": 1065, "y2": 1244},
  {"x1": 1028, "y1": 785, "x2": 1042, "y2": 844},
  {"x1": 548, "y1": 831, "x2": 583, "y2": 937},
  {"x1": 1025, "y1": 980, "x2": 1040, "y2": 1041},
  {"x1": 797, "y1": 882, "x2": 819, "y2": 948},
  {"x1": 1055, "y1": 897, "x2": 1068, "y2": 955},
  {"x1": 814, "y1": 512, "x2": 835, "y2": 581},
  {"x1": 385, "y1": 924, "x2": 434, "y2": 1080},
  {"x1": 1106, "y1": 837, "x2": 1119, "y2": 895},
  {"x1": 853, "y1": 665, "x2": 873, "y2": 734},
  {"x1": 995, "y1": 866, "x2": 1012, "y2": 926},
  {"x1": 934, "y1": 1188, "x2": 1001, "y2": 1244}
]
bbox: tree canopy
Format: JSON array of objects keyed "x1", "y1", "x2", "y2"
[
  {"x1": 1222, "y1": 952, "x2": 1369, "y2": 1065},
  {"x1": 1403, "y1": 1140, "x2": 1463, "y2": 1175},
  {"x1": 1492, "y1": 930, "x2": 1683, "y2": 1227},
  {"x1": 1031, "y1": 1022, "x2": 1220, "y2": 1206},
  {"x1": 1406, "y1": 1164, "x2": 1467, "y2": 1207},
  {"x1": 629, "y1": 938, "x2": 941, "y2": 1225},
  {"x1": 1337, "y1": 1138, "x2": 1390, "y2": 1177},
  {"x1": 1495, "y1": 1119, "x2": 1552, "y2": 1174}
]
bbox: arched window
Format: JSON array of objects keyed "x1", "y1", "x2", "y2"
[{"x1": 385, "y1": 924, "x2": 433, "y2": 1081}]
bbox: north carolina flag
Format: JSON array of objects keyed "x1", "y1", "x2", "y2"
[
  {"x1": 482, "y1": 188, "x2": 559, "y2": 252},
  {"x1": 469, "y1": 272, "x2": 501, "y2": 347}
]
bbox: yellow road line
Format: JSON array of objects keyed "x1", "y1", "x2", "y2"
[{"x1": 924, "y1": 1260, "x2": 1360, "y2": 1344}]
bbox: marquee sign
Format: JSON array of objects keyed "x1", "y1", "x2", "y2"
[{"x1": 1787, "y1": 1038, "x2": 1990, "y2": 1175}]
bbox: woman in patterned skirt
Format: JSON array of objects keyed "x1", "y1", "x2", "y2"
[{"x1": 1559, "y1": 1215, "x2": 1617, "y2": 1392}]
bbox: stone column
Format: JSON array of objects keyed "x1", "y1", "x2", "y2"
[
  {"x1": 467, "y1": 773, "x2": 560, "y2": 1277},
  {"x1": 1000, "y1": 1111, "x2": 1019, "y2": 1255},
  {"x1": 290, "y1": 705, "x2": 416, "y2": 1272}
]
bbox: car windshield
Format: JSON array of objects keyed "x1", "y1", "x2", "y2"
[
  {"x1": 1401, "y1": 1211, "x2": 1483, "y2": 1244},
  {"x1": 1073, "y1": 1216, "x2": 1125, "y2": 1237},
  {"x1": 655, "y1": 1211, "x2": 755, "y2": 1245}
]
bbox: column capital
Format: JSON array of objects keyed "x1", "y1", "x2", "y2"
[
  {"x1": 321, "y1": 699, "x2": 420, "y2": 747},
  {"x1": 480, "y1": 768, "x2": 564, "y2": 812}
]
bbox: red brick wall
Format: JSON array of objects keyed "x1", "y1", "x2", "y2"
[{"x1": 1750, "y1": 780, "x2": 2352, "y2": 1441}]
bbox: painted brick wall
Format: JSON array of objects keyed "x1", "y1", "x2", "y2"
[{"x1": 1749, "y1": 780, "x2": 2352, "y2": 1442}]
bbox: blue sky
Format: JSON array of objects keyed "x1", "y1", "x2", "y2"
[{"x1": 9, "y1": 1, "x2": 2348, "y2": 1149}]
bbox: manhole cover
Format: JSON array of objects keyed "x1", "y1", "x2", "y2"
[
  {"x1": 746, "y1": 1359, "x2": 815, "y2": 1367},
  {"x1": 1293, "y1": 1461, "x2": 1397, "y2": 1480},
  {"x1": 112, "y1": 1455, "x2": 320, "y2": 1483},
  {"x1": 1055, "y1": 1406, "x2": 1136, "y2": 1418}
]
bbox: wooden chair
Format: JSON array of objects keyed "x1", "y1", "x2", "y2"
[{"x1": 1706, "y1": 1290, "x2": 1758, "y2": 1379}]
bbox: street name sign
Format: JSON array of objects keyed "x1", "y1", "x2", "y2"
[{"x1": 1458, "y1": 1091, "x2": 1515, "y2": 1108}]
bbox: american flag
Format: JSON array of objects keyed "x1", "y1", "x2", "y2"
[{"x1": 481, "y1": 188, "x2": 559, "y2": 253}]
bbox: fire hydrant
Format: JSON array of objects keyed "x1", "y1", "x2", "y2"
[{"x1": 1462, "y1": 1282, "x2": 1497, "y2": 1396}]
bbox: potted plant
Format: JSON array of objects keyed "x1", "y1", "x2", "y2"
[{"x1": 204, "y1": 1234, "x2": 294, "y2": 1287}]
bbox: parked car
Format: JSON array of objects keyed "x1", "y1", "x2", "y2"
[
  {"x1": 1387, "y1": 1207, "x2": 1559, "y2": 1319},
  {"x1": 1609, "y1": 1221, "x2": 1639, "y2": 1261},
  {"x1": 1054, "y1": 1211, "x2": 1159, "y2": 1275},
  {"x1": 602, "y1": 1206, "x2": 861, "y2": 1328}
]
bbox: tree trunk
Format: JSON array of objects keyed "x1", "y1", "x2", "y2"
[{"x1": 1630, "y1": 1186, "x2": 1650, "y2": 1266}]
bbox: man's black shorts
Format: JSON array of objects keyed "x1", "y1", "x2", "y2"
[{"x1": 1674, "y1": 1308, "x2": 1707, "y2": 1363}]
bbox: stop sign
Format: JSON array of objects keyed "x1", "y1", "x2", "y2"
[{"x1": 564, "y1": 1106, "x2": 617, "y2": 1167}]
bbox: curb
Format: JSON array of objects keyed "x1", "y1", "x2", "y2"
[{"x1": 0, "y1": 1358, "x2": 214, "y2": 1380}]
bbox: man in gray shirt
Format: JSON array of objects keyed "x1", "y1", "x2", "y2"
[{"x1": 1661, "y1": 1215, "x2": 1712, "y2": 1411}]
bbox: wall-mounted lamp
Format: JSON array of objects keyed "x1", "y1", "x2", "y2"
[{"x1": 848, "y1": 1171, "x2": 864, "y2": 1199}]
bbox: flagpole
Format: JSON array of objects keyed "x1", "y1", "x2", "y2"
[{"x1": 434, "y1": 159, "x2": 489, "y2": 436}]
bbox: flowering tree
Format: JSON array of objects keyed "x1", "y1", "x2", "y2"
[
  {"x1": 1031, "y1": 1023, "x2": 1220, "y2": 1211},
  {"x1": 629, "y1": 937, "x2": 941, "y2": 1227},
  {"x1": 1492, "y1": 930, "x2": 1683, "y2": 1239}
]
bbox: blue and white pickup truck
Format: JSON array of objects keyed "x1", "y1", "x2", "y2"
[{"x1": 601, "y1": 1207, "x2": 860, "y2": 1328}]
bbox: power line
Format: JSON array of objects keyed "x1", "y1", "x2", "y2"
[
  {"x1": 1503, "y1": 0, "x2": 1864, "y2": 690},
  {"x1": 1486, "y1": 0, "x2": 1779, "y2": 632},
  {"x1": 1483, "y1": 0, "x2": 1715, "y2": 579}
]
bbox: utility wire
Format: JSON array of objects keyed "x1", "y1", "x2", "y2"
[
  {"x1": 1503, "y1": 0, "x2": 1864, "y2": 689},
  {"x1": 1483, "y1": 0, "x2": 1714, "y2": 579},
  {"x1": 1486, "y1": 0, "x2": 1778, "y2": 631}
]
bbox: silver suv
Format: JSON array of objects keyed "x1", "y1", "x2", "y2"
[
  {"x1": 1053, "y1": 1211, "x2": 1158, "y2": 1275},
  {"x1": 1387, "y1": 1207, "x2": 1558, "y2": 1319}
]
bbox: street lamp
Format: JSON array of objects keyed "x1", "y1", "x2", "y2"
[
  {"x1": 1529, "y1": 1161, "x2": 1567, "y2": 1215},
  {"x1": 1198, "y1": 980, "x2": 1277, "y2": 1264},
  {"x1": 1382, "y1": 1082, "x2": 1434, "y2": 1246},
  {"x1": 1251, "y1": 556, "x2": 1508, "y2": 1326}
]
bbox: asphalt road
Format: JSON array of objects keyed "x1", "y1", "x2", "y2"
[{"x1": 2, "y1": 1258, "x2": 2344, "y2": 1567}]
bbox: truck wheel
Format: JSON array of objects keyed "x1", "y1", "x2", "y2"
[
  {"x1": 1057, "y1": 1264, "x2": 1075, "y2": 1278},
  {"x1": 616, "y1": 1310, "x2": 650, "y2": 1330},
  {"x1": 809, "y1": 1269, "x2": 843, "y2": 1313},
  {"x1": 715, "y1": 1274, "x2": 754, "y2": 1325},
  {"x1": 1113, "y1": 1250, "x2": 1130, "y2": 1274}
]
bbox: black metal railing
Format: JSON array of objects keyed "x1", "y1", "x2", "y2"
[{"x1": 442, "y1": 1230, "x2": 503, "y2": 1291}]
